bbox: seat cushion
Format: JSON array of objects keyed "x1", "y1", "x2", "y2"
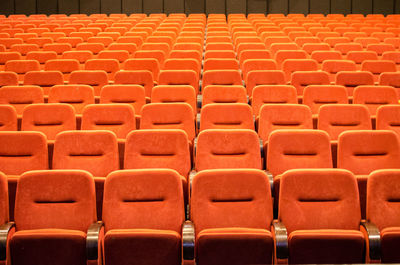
[
  {"x1": 381, "y1": 227, "x2": 400, "y2": 263},
  {"x1": 288, "y1": 229, "x2": 365, "y2": 264},
  {"x1": 196, "y1": 227, "x2": 273, "y2": 265},
  {"x1": 10, "y1": 229, "x2": 87, "y2": 265},
  {"x1": 103, "y1": 229, "x2": 181, "y2": 265}
]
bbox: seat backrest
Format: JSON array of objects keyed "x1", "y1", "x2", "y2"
[
  {"x1": 124, "y1": 129, "x2": 191, "y2": 177},
  {"x1": 290, "y1": 71, "x2": 330, "y2": 95},
  {"x1": 258, "y1": 104, "x2": 313, "y2": 142},
  {"x1": 48, "y1": 85, "x2": 95, "y2": 114},
  {"x1": 81, "y1": 104, "x2": 135, "y2": 139},
  {"x1": 335, "y1": 71, "x2": 374, "y2": 96},
  {"x1": 100, "y1": 85, "x2": 145, "y2": 115},
  {"x1": 318, "y1": 104, "x2": 371, "y2": 141},
  {"x1": 69, "y1": 70, "x2": 109, "y2": 97},
  {"x1": 53, "y1": 130, "x2": 119, "y2": 177},
  {"x1": 151, "y1": 85, "x2": 197, "y2": 113},
  {"x1": 0, "y1": 131, "x2": 48, "y2": 175},
  {"x1": 338, "y1": 130, "x2": 400, "y2": 175},
  {"x1": 195, "y1": 129, "x2": 262, "y2": 171},
  {"x1": 0, "y1": 85, "x2": 44, "y2": 115},
  {"x1": 367, "y1": 169, "x2": 400, "y2": 230},
  {"x1": 5, "y1": 59, "x2": 40, "y2": 74},
  {"x1": 114, "y1": 70, "x2": 153, "y2": 98},
  {"x1": 0, "y1": 172, "x2": 8, "y2": 224},
  {"x1": 267, "y1": 129, "x2": 332, "y2": 176},
  {"x1": 140, "y1": 103, "x2": 195, "y2": 141},
  {"x1": 0, "y1": 105, "x2": 17, "y2": 131},
  {"x1": 0, "y1": 72, "x2": 18, "y2": 87},
  {"x1": 202, "y1": 85, "x2": 248, "y2": 106},
  {"x1": 23, "y1": 71, "x2": 64, "y2": 95},
  {"x1": 353, "y1": 85, "x2": 398, "y2": 116},
  {"x1": 279, "y1": 168, "x2": 360, "y2": 233},
  {"x1": 303, "y1": 85, "x2": 348, "y2": 114},
  {"x1": 15, "y1": 170, "x2": 96, "y2": 231},
  {"x1": 124, "y1": 58, "x2": 160, "y2": 81},
  {"x1": 379, "y1": 72, "x2": 400, "y2": 90},
  {"x1": 191, "y1": 169, "x2": 273, "y2": 234},
  {"x1": 21, "y1": 103, "x2": 76, "y2": 140},
  {"x1": 376, "y1": 105, "x2": 400, "y2": 137},
  {"x1": 252, "y1": 85, "x2": 298, "y2": 117},
  {"x1": 361, "y1": 60, "x2": 397, "y2": 75},
  {"x1": 202, "y1": 70, "x2": 242, "y2": 89},
  {"x1": 103, "y1": 169, "x2": 184, "y2": 233},
  {"x1": 158, "y1": 70, "x2": 199, "y2": 94},
  {"x1": 200, "y1": 103, "x2": 254, "y2": 131}
]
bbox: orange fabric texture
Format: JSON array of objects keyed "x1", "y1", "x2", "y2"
[
  {"x1": 100, "y1": 85, "x2": 145, "y2": 116},
  {"x1": 69, "y1": 70, "x2": 108, "y2": 97},
  {"x1": 21, "y1": 103, "x2": 76, "y2": 140},
  {"x1": 200, "y1": 103, "x2": 254, "y2": 131},
  {"x1": 303, "y1": 85, "x2": 348, "y2": 115},
  {"x1": 338, "y1": 130, "x2": 400, "y2": 175},
  {"x1": 14, "y1": 170, "x2": 96, "y2": 231},
  {"x1": 251, "y1": 85, "x2": 298, "y2": 116},
  {"x1": 114, "y1": 70, "x2": 153, "y2": 98},
  {"x1": 151, "y1": 85, "x2": 197, "y2": 114},
  {"x1": 279, "y1": 169, "x2": 361, "y2": 232},
  {"x1": 0, "y1": 172, "x2": 9, "y2": 225},
  {"x1": 353, "y1": 85, "x2": 398, "y2": 116},
  {"x1": 191, "y1": 169, "x2": 273, "y2": 233},
  {"x1": 318, "y1": 104, "x2": 372, "y2": 141},
  {"x1": 0, "y1": 131, "x2": 48, "y2": 175},
  {"x1": 258, "y1": 104, "x2": 313, "y2": 142},
  {"x1": 81, "y1": 104, "x2": 135, "y2": 139},
  {"x1": 124, "y1": 129, "x2": 190, "y2": 177},
  {"x1": 202, "y1": 70, "x2": 242, "y2": 89},
  {"x1": 53, "y1": 130, "x2": 119, "y2": 177},
  {"x1": 140, "y1": 103, "x2": 195, "y2": 141},
  {"x1": 380, "y1": 227, "x2": 400, "y2": 263},
  {"x1": 0, "y1": 105, "x2": 17, "y2": 131},
  {"x1": 246, "y1": 70, "x2": 286, "y2": 95},
  {"x1": 23, "y1": 71, "x2": 63, "y2": 95},
  {"x1": 267, "y1": 130, "x2": 332, "y2": 176},
  {"x1": 0, "y1": 85, "x2": 44, "y2": 115},
  {"x1": 103, "y1": 169, "x2": 184, "y2": 232},
  {"x1": 202, "y1": 85, "x2": 247, "y2": 106},
  {"x1": 195, "y1": 129, "x2": 262, "y2": 171},
  {"x1": 335, "y1": 71, "x2": 374, "y2": 96},
  {"x1": 376, "y1": 105, "x2": 400, "y2": 136},
  {"x1": 158, "y1": 70, "x2": 199, "y2": 94},
  {"x1": 48, "y1": 85, "x2": 95, "y2": 114},
  {"x1": 367, "y1": 169, "x2": 400, "y2": 230},
  {"x1": 290, "y1": 71, "x2": 330, "y2": 96}
]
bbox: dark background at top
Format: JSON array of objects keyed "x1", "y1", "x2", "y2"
[{"x1": 0, "y1": 0, "x2": 399, "y2": 16}]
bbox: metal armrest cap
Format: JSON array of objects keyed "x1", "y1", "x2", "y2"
[
  {"x1": 0, "y1": 222, "x2": 14, "y2": 261},
  {"x1": 361, "y1": 221, "x2": 381, "y2": 261},
  {"x1": 273, "y1": 220, "x2": 288, "y2": 260},
  {"x1": 86, "y1": 221, "x2": 103, "y2": 260},
  {"x1": 182, "y1": 220, "x2": 195, "y2": 260}
]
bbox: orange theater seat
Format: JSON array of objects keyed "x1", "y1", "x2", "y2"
[
  {"x1": 114, "y1": 70, "x2": 153, "y2": 100},
  {"x1": 0, "y1": 105, "x2": 17, "y2": 131},
  {"x1": 0, "y1": 85, "x2": 44, "y2": 117},
  {"x1": 69, "y1": 70, "x2": 109, "y2": 98},
  {"x1": 189, "y1": 169, "x2": 274, "y2": 265},
  {"x1": 10, "y1": 170, "x2": 101, "y2": 265},
  {"x1": 276, "y1": 169, "x2": 365, "y2": 264},
  {"x1": 102, "y1": 169, "x2": 185, "y2": 265},
  {"x1": 376, "y1": 105, "x2": 400, "y2": 137},
  {"x1": 23, "y1": 71, "x2": 64, "y2": 96},
  {"x1": 366, "y1": 169, "x2": 400, "y2": 263},
  {"x1": 338, "y1": 130, "x2": 400, "y2": 218}
]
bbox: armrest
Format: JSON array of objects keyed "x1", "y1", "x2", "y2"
[
  {"x1": 196, "y1": 113, "x2": 201, "y2": 131},
  {"x1": 361, "y1": 221, "x2": 381, "y2": 261},
  {"x1": 272, "y1": 220, "x2": 288, "y2": 260},
  {"x1": 264, "y1": 170, "x2": 274, "y2": 192},
  {"x1": 259, "y1": 138, "x2": 264, "y2": 159},
  {"x1": 0, "y1": 222, "x2": 14, "y2": 261},
  {"x1": 197, "y1": 94, "x2": 202, "y2": 110},
  {"x1": 86, "y1": 221, "x2": 103, "y2": 260},
  {"x1": 182, "y1": 220, "x2": 195, "y2": 260},
  {"x1": 189, "y1": 170, "x2": 197, "y2": 188}
]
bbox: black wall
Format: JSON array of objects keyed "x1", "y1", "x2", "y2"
[{"x1": 0, "y1": 0, "x2": 399, "y2": 16}]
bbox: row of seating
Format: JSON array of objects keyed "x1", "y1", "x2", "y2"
[
  {"x1": 0, "y1": 168, "x2": 399, "y2": 264},
  {"x1": 0, "y1": 128, "x2": 399, "y2": 219}
]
